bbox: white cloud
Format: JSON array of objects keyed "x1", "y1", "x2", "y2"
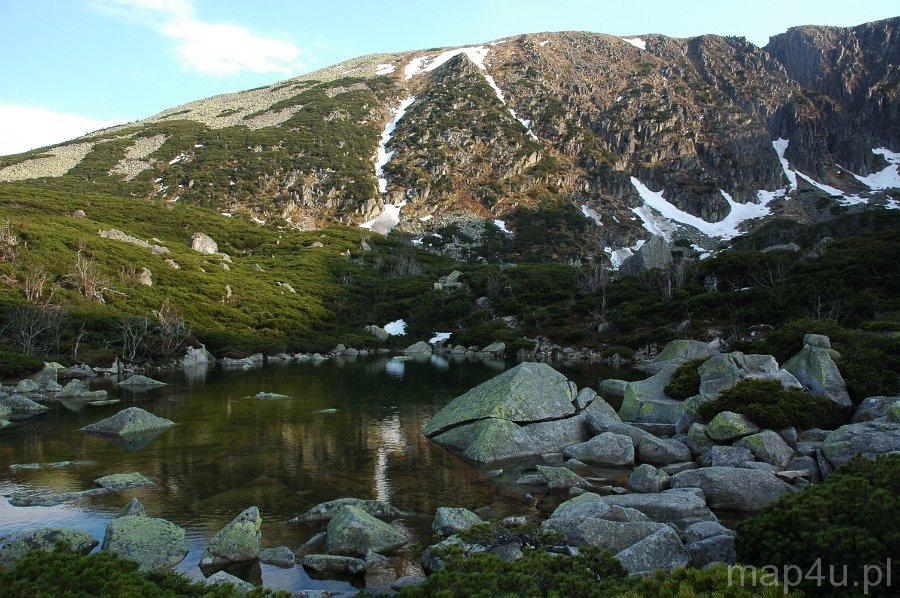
[
  {"x1": 91, "y1": 0, "x2": 302, "y2": 76},
  {"x1": 0, "y1": 105, "x2": 124, "y2": 156}
]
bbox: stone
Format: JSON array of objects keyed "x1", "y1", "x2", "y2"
[
  {"x1": 683, "y1": 521, "x2": 735, "y2": 544},
  {"x1": 563, "y1": 432, "x2": 634, "y2": 466},
  {"x1": 481, "y1": 341, "x2": 506, "y2": 355},
  {"x1": 670, "y1": 467, "x2": 795, "y2": 511},
  {"x1": 204, "y1": 571, "x2": 254, "y2": 593},
  {"x1": 81, "y1": 407, "x2": 174, "y2": 437},
  {"x1": 803, "y1": 334, "x2": 831, "y2": 349},
  {"x1": 736, "y1": 430, "x2": 794, "y2": 468},
  {"x1": 433, "y1": 507, "x2": 482, "y2": 536},
  {"x1": 435, "y1": 415, "x2": 588, "y2": 463},
  {"x1": 852, "y1": 396, "x2": 900, "y2": 423},
  {"x1": 638, "y1": 435, "x2": 691, "y2": 465},
  {"x1": 120, "y1": 497, "x2": 148, "y2": 517},
  {"x1": 574, "y1": 387, "x2": 597, "y2": 409},
  {"x1": 779, "y1": 427, "x2": 798, "y2": 448},
  {"x1": 364, "y1": 325, "x2": 389, "y2": 342},
  {"x1": 391, "y1": 576, "x2": 425, "y2": 590},
  {"x1": 707, "y1": 411, "x2": 760, "y2": 442},
  {"x1": 599, "y1": 379, "x2": 627, "y2": 397},
  {"x1": 182, "y1": 345, "x2": 214, "y2": 367},
  {"x1": 16, "y1": 378, "x2": 40, "y2": 393},
  {"x1": 655, "y1": 339, "x2": 719, "y2": 364},
  {"x1": 0, "y1": 395, "x2": 49, "y2": 420},
  {"x1": 293, "y1": 498, "x2": 403, "y2": 523},
  {"x1": 255, "y1": 392, "x2": 289, "y2": 400},
  {"x1": 661, "y1": 461, "x2": 698, "y2": 475},
  {"x1": 58, "y1": 379, "x2": 90, "y2": 397},
  {"x1": 118, "y1": 375, "x2": 166, "y2": 388},
  {"x1": 190, "y1": 232, "x2": 218, "y2": 254},
  {"x1": 548, "y1": 493, "x2": 612, "y2": 521},
  {"x1": 698, "y1": 352, "x2": 801, "y2": 396},
  {"x1": 761, "y1": 242, "x2": 800, "y2": 253},
  {"x1": 325, "y1": 505, "x2": 409, "y2": 557},
  {"x1": 138, "y1": 267, "x2": 153, "y2": 286},
  {"x1": 784, "y1": 344, "x2": 852, "y2": 407},
  {"x1": 0, "y1": 528, "x2": 98, "y2": 565},
  {"x1": 618, "y1": 235, "x2": 672, "y2": 275},
  {"x1": 403, "y1": 341, "x2": 433, "y2": 356},
  {"x1": 542, "y1": 517, "x2": 671, "y2": 553},
  {"x1": 259, "y1": 545, "x2": 295, "y2": 567},
  {"x1": 697, "y1": 445, "x2": 754, "y2": 468},
  {"x1": 599, "y1": 488, "x2": 715, "y2": 529},
  {"x1": 686, "y1": 423, "x2": 714, "y2": 456},
  {"x1": 535, "y1": 465, "x2": 592, "y2": 490},
  {"x1": 618, "y1": 365, "x2": 681, "y2": 425},
  {"x1": 102, "y1": 516, "x2": 187, "y2": 570},
  {"x1": 628, "y1": 464, "x2": 670, "y2": 493},
  {"x1": 200, "y1": 507, "x2": 262, "y2": 566},
  {"x1": 613, "y1": 527, "x2": 690, "y2": 575},
  {"x1": 820, "y1": 420, "x2": 900, "y2": 469},
  {"x1": 95, "y1": 472, "x2": 155, "y2": 491},
  {"x1": 302, "y1": 553, "x2": 366, "y2": 575},
  {"x1": 687, "y1": 534, "x2": 736, "y2": 567}
]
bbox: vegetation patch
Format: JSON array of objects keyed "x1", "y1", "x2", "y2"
[{"x1": 664, "y1": 358, "x2": 704, "y2": 400}]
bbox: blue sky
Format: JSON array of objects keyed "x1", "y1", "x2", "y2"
[{"x1": 1, "y1": 0, "x2": 897, "y2": 154}]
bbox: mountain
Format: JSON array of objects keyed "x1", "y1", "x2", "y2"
[{"x1": 1, "y1": 17, "x2": 897, "y2": 265}]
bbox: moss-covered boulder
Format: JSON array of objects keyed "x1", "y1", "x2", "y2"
[
  {"x1": 95, "y1": 472, "x2": 155, "y2": 491},
  {"x1": 783, "y1": 344, "x2": 852, "y2": 408},
  {"x1": 325, "y1": 505, "x2": 409, "y2": 557},
  {"x1": 563, "y1": 432, "x2": 634, "y2": 466},
  {"x1": 0, "y1": 528, "x2": 98, "y2": 566},
  {"x1": 698, "y1": 352, "x2": 800, "y2": 397},
  {"x1": 656, "y1": 339, "x2": 718, "y2": 364},
  {"x1": 735, "y1": 430, "x2": 794, "y2": 468},
  {"x1": 432, "y1": 507, "x2": 482, "y2": 536},
  {"x1": 820, "y1": 420, "x2": 900, "y2": 469},
  {"x1": 101, "y1": 515, "x2": 187, "y2": 570},
  {"x1": 707, "y1": 411, "x2": 760, "y2": 442},
  {"x1": 618, "y1": 365, "x2": 680, "y2": 425},
  {"x1": 80, "y1": 407, "x2": 174, "y2": 437},
  {"x1": 200, "y1": 507, "x2": 262, "y2": 567},
  {"x1": 0, "y1": 395, "x2": 48, "y2": 421},
  {"x1": 670, "y1": 467, "x2": 795, "y2": 511}
]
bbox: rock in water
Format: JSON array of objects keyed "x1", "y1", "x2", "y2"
[
  {"x1": 670, "y1": 467, "x2": 795, "y2": 511},
  {"x1": 102, "y1": 516, "x2": 187, "y2": 570},
  {"x1": 95, "y1": 472, "x2": 155, "y2": 491},
  {"x1": 200, "y1": 507, "x2": 262, "y2": 567},
  {"x1": 81, "y1": 407, "x2": 174, "y2": 437},
  {"x1": 783, "y1": 342, "x2": 852, "y2": 407},
  {"x1": 204, "y1": 571, "x2": 254, "y2": 593},
  {"x1": 0, "y1": 528, "x2": 98, "y2": 565},
  {"x1": 120, "y1": 497, "x2": 148, "y2": 517},
  {"x1": 432, "y1": 507, "x2": 482, "y2": 536},
  {"x1": 0, "y1": 395, "x2": 49, "y2": 421},
  {"x1": 259, "y1": 546, "x2": 295, "y2": 567},
  {"x1": 302, "y1": 554, "x2": 367, "y2": 575},
  {"x1": 325, "y1": 505, "x2": 409, "y2": 557},
  {"x1": 403, "y1": 341, "x2": 433, "y2": 356},
  {"x1": 292, "y1": 498, "x2": 403, "y2": 523},
  {"x1": 118, "y1": 374, "x2": 167, "y2": 388},
  {"x1": 182, "y1": 346, "x2": 214, "y2": 367}
]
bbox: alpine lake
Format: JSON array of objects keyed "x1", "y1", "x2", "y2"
[{"x1": 0, "y1": 354, "x2": 643, "y2": 593}]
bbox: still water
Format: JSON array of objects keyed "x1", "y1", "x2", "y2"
[{"x1": 0, "y1": 355, "x2": 637, "y2": 591}]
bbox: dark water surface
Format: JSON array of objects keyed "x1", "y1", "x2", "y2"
[{"x1": 0, "y1": 356, "x2": 637, "y2": 591}]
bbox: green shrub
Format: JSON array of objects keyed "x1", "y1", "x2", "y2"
[
  {"x1": 699, "y1": 379, "x2": 847, "y2": 430},
  {"x1": 620, "y1": 564, "x2": 796, "y2": 597},
  {"x1": 736, "y1": 455, "x2": 900, "y2": 596},
  {"x1": 0, "y1": 548, "x2": 259, "y2": 596},
  {"x1": 664, "y1": 358, "x2": 704, "y2": 400},
  {"x1": 600, "y1": 345, "x2": 635, "y2": 360},
  {"x1": 0, "y1": 343, "x2": 44, "y2": 380}
]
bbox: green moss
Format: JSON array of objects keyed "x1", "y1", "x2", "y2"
[{"x1": 664, "y1": 358, "x2": 704, "y2": 400}]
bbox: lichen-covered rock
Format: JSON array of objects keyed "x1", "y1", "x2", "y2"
[
  {"x1": 618, "y1": 365, "x2": 680, "y2": 424},
  {"x1": 698, "y1": 352, "x2": 800, "y2": 396},
  {"x1": 628, "y1": 464, "x2": 670, "y2": 493},
  {"x1": 599, "y1": 379, "x2": 628, "y2": 397},
  {"x1": 784, "y1": 344, "x2": 851, "y2": 407},
  {"x1": 574, "y1": 387, "x2": 597, "y2": 409},
  {"x1": 120, "y1": 497, "x2": 147, "y2": 517},
  {"x1": 687, "y1": 534, "x2": 736, "y2": 567},
  {"x1": 117, "y1": 375, "x2": 167, "y2": 387},
  {"x1": 190, "y1": 232, "x2": 218, "y2": 254},
  {"x1": 80, "y1": 407, "x2": 174, "y2": 437},
  {"x1": 613, "y1": 527, "x2": 690, "y2": 575},
  {"x1": 102, "y1": 515, "x2": 187, "y2": 570},
  {"x1": 542, "y1": 517, "x2": 671, "y2": 553},
  {"x1": 302, "y1": 553, "x2": 366, "y2": 575},
  {"x1": 325, "y1": 505, "x2": 409, "y2": 556},
  {"x1": 736, "y1": 430, "x2": 794, "y2": 468},
  {"x1": 563, "y1": 432, "x2": 634, "y2": 466},
  {"x1": 204, "y1": 571, "x2": 254, "y2": 593},
  {"x1": 707, "y1": 411, "x2": 760, "y2": 442},
  {"x1": 534, "y1": 465, "x2": 592, "y2": 490},
  {"x1": 432, "y1": 507, "x2": 482, "y2": 536},
  {"x1": 364, "y1": 325, "x2": 389, "y2": 342},
  {"x1": 655, "y1": 339, "x2": 719, "y2": 364},
  {"x1": 852, "y1": 396, "x2": 899, "y2": 423},
  {"x1": 599, "y1": 488, "x2": 716, "y2": 530},
  {"x1": 0, "y1": 528, "x2": 98, "y2": 565},
  {"x1": 686, "y1": 423, "x2": 715, "y2": 456},
  {"x1": 0, "y1": 395, "x2": 49, "y2": 421},
  {"x1": 820, "y1": 420, "x2": 900, "y2": 468},
  {"x1": 200, "y1": 507, "x2": 262, "y2": 566},
  {"x1": 95, "y1": 472, "x2": 155, "y2": 491},
  {"x1": 697, "y1": 445, "x2": 754, "y2": 468},
  {"x1": 259, "y1": 545, "x2": 295, "y2": 567},
  {"x1": 182, "y1": 346, "x2": 214, "y2": 368},
  {"x1": 670, "y1": 467, "x2": 795, "y2": 511},
  {"x1": 638, "y1": 436, "x2": 691, "y2": 465},
  {"x1": 548, "y1": 492, "x2": 612, "y2": 520},
  {"x1": 292, "y1": 498, "x2": 403, "y2": 523},
  {"x1": 683, "y1": 520, "x2": 735, "y2": 544},
  {"x1": 403, "y1": 341, "x2": 433, "y2": 356}
]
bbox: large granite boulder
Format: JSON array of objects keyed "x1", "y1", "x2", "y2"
[
  {"x1": 543, "y1": 517, "x2": 672, "y2": 554},
  {"x1": 819, "y1": 420, "x2": 900, "y2": 469},
  {"x1": 638, "y1": 436, "x2": 692, "y2": 465},
  {"x1": 0, "y1": 395, "x2": 49, "y2": 420},
  {"x1": 403, "y1": 341, "x2": 433, "y2": 356},
  {"x1": 563, "y1": 432, "x2": 634, "y2": 466},
  {"x1": 190, "y1": 232, "x2": 218, "y2": 254},
  {"x1": 697, "y1": 445, "x2": 754, "y2": 468},
  {"x1": 292, "y1": 498, "x2": 403, "y2": 523},
  {"x1": 81, "y1": 407, "x2": 174, "y2": 437},
  {"x1": 735, "y1": 430, "x2": 794, "y2": 468},
  {"x1": 325, "y1": 505, "x2": 409, "y2": 556},
  {"x1": 707, "y1": 411, "x2": 760, "y2": 442},
  {"x1": 613, "y1": 527, "x2": 690, "y2": 575},
  {"x1": 102, "y1": 516, "x2": 187, "y2": 570},
  {"x1": 364, "y1": 325, "x2": 389, "y2": 342},
  {"x1": 182, "y1": 346, "x2": 214, "y2": 367},
  {"x1": 698, "y1": 352, "x2": 800, "y2": 396},
  {"x1": 670, "y1": 467, "x2": 795, "y2": 511},
  {"x1": 302, "y1": 553, "x2": 367, "y2": 575},
  {"x1": 200, "y1": 507, "x2": 262, "y2": 567},
  {"x1": 433, "y1": 507, "x2": 482, "y2": 536},
  {"x1": 784, "y1": 341, "x2": 852, "y2": 407},
  {"x1": 852, "y1": 396, "x2": 900, "y2": 423},
  {"x1": 0, "y1": 528, "x2": 97, "y2": 566},
  {"x1": 628, "y1": 464, "x2": 670, "y2": 493},
  {"x1": 618, "y1": 365, "x2": 682, "y2": 425},
  {"x1": 598, "y1": 488, "x2": 716, "y2": 529},
  {"x1": 118, "y1": 375, "x2": 166, "y2": 388},
  {"x1": 204, "y1": 571, "x2": 254, "y2": 593},
  {"x1": 618, "y1": 235, "x2": 672, "y2": 275}
]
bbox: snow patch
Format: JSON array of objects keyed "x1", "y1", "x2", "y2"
[
  {"x1": 384, "y1": 319, "x2": 407, "y2": 336},
  {"x1": 772, "y1": 139, "x2": 797, "y2": 190},
  {"x1": 623, "y1": 37, "x2": 647, "y2": 50},
  {"x1": 429, "y1": 332, "x2": 451, "y2": 344},
  {"x1": 375, "y1": 63, "x2": 396, "y2": 75},
  {"x1": 375, "y1": 96, "x2": 416, "y2": 194},
  {"x1": 482, "y1": 75, "x2": 536, "y2": 139},
  {"x1": 853, "y1": 148, "x2": 900, "y2": 191},
  {"x1": 419, "y1": 215, "x2": 433, "y2": 222},
  {"x1": 580, "y1": 205, "x2": 602, "y2": 226},
  {"x1": 493, "y1": 219, "x2": 512, "y2": 234},
  {"x1": 606, "y1": 240, "x2": 645, "y2": 269},
  {"x1": 538, "y1": 40, "x2": 550, "y2": 47},
  {"x1": 361, "y1": 201, "x2": 407, "y2": 235},
  {"x1": 168, "y1": 152, "x2": 186, "y2": 165}
]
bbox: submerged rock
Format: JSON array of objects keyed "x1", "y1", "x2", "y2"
[
  {"x1": 0, "y1": 528, "x2": 98, "y2": 565},
  {"x1": 259, "y1": 545, "x2": 295, "y2": 567},
  {"x1": 81, "y1": 407, "x2": 175, "y2": 437},
  {"x1": 302, "y1": 553, "x2": 366, "y2": 575},
  {"x1": 200, "y1": 507, "x2": 262, "y2": 567},
  {"x1": 325, "y1": 505, "x2": 409, "y2": 557},
  {"x1": 102, "y1": 515, "x2": 187, "y2": 570},
  {"x1": 95, "y1": 472, "x2": 155, "y2": 491},
  {"x1": 118, "y1": 375, "x2": 167, "y2": 388},
  {"x1": 432, "y1": 507, "x2": 482, "y2": 536},
  {"x1": 292, "y1": 498, "x2": 403, "y2": 523},
  {"x1": 120, "y1": 497, "x2": 148, "y2": 517}
]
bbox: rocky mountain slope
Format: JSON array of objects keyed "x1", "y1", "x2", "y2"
[{"x1": 1, "y1": 17, "x2": 897, "y2": 264}]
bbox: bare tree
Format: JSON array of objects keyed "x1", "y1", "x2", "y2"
[
  {"x1": 751, "y1": 254, "x2": 795, "y2": 288},
  {"x1": 576, "y1": 263, "x2": 610, "y2": 313},
  {"x1": 23, "y1": 266, "x2": 53, "y2": 305},
  {"x1": 0, "y1": 220, "x2": 19, "y2": 264},
  {"x1": 155, "y1": 300, "x2": 189, "y2": 357},
  {"x1": 120, "y1": 315, "x2": 153, "y2": 361},
  {"x1": 66, "y1": 246, "x2": 117, "y2": 303},
  {"x1": 3, "y1": 304, "x2": 62, "y2": 356}
]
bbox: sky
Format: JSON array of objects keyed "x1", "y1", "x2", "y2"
[{"x1": 1, "y1": 0, "x2": 897, "y2": 155}]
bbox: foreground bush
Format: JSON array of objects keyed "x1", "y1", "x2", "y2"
[
  {"x1": 620, "y1": 564, "x2": 795, "y2": 597},
  {"x1": 0, "y1": 343, "x2": 43, "y2": 380},
  {"x1": 664, "y1": 358, "x2": 704, "y2": 400},
  {"x1": 736, "y1": 455, "x2": 900, "y2": 597},
  {"x1": 699, "y1": 379, "x2": 847, "y2": 430}
]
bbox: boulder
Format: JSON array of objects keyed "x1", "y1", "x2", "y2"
[
  {"x1": 190, "y1": 232, "x2": 218, "y2": 254},
  {"x1": 204, "y1": 571, "x2": 254, "y2": 593},
  {"x1": 480, "y1": 341, "x2": 506, "y2": 355},
  {"x1": 736, "y1": 430, "x2": 794, "y2": 468},
  {"x1": 293, "y1": 498, "x2": 403, "y2": 523},
  {"x1": 392, "y1": 576, "x2": 425, "y2": 590},
  {"x1": 628, "y1": 464, "x2": 670, "y2": 493},
  {"x1": 403, "y1": 341, "x2": 433, "y2": 356},
  {"x1": 364, "y1": 325, "x2": 389, "y2": 342},
  {"x1": 542, "y1": 517, "x2": 671, "y2": 553},
  {"x1": 81, "y1": 407, "x2": 174, "y2": 437},
  {"x1": 683, "y1": 520, "x2": 735, "y2": 544},
  {"x1": 707, "y1": 411, "x2": 760, "y2": 442},
  {"x1": 618, "y1": 366, "x2": 682, "y2": 426},
  {"x1": 698, "y1": 352, "x2": 801, "y2": 396},
  {"x1": 118, "y1": 375, "x2": 166, "y2": 388},
  {"x1": 613, "y1": 527, "x2": 690, "y2": 575},
  {"x1": 0, "y1": 528, "x2": 98, "y2": 565},
  {"x1": 325, "y1": 505, "x2": 409, "y2": 556},
  {"x1": 534, "y1": 465, "x2": 591, "y2": 490},
  {"x1": 259, "y1": 546, "x2": 295, "y2": 567},
  {"x1": 852, "y1": 396, "x2": 899, "y2": 423},
  {"x1": 95, "y1": 472, "x2": 155, "y2": 491},
  {"x1": 784, "y1": 344, "x2": 851, "y2": 407},
  {"x1": 599, "y1": 488, "x2": 716, "y2": 529},
  {"x1": 618, "y1": 235, "x2": 672, "y2": 275},
  {"x1": 670, "y1": 467, "x2": 795, "y2": 511},
  {"x1": 686, "y1": 423, "x2": 714, "y2": 456},
  {"x1": 255, "y1": 392, "x2": 289, "y2": 400},
  {"x1": 120, "y1": 497, "x2": 148, "y2": 517},
  {"x1": 200, "y1": 507, "x2": 262, "y2": 567},
  {"x1": 548, "y1": 493, "x2": 612, "y2": 520},
  {"x1": 182, "y1": 346, "x2": 214, "y2": 367},
  {"x1": 599, "y1": 379, "x2": 627, "y2": 397},
  {"x1": 574, "y1": 387, "x2": 597, "y2": 409},
  {"x1": 638, "y1": 436, "x2": 691, "y2": 465},
  {"x1": 0, "y1": 395, "x2": 48, "y2": 420},
  {"x1": 687, "y1": 534, "x2": 736, "y2": 567},
  {"x1": 424, "y1": 363, "x2": 577, "y2": 437},
  {"x1": 433, "y1": 507, "x2": 482, "y2": 536},
  {"x1": 655, "y1": 339, "x2": 719, "y2": 364},
  {"x1": 563, "y1": 432, "x2": 634, "y2": 466},
  {"x1": 302, "y1": 553, "x2": 366, "y2": 575},
  {"x1": 102, "y1": 516, "x2": 187, "y2": 570},
  {"x1": 697, "y1": 445, "x2": 754, "y2": 468},
  {"x1": 819, "y1": 420, "x2": 900, "y2": 469}
]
